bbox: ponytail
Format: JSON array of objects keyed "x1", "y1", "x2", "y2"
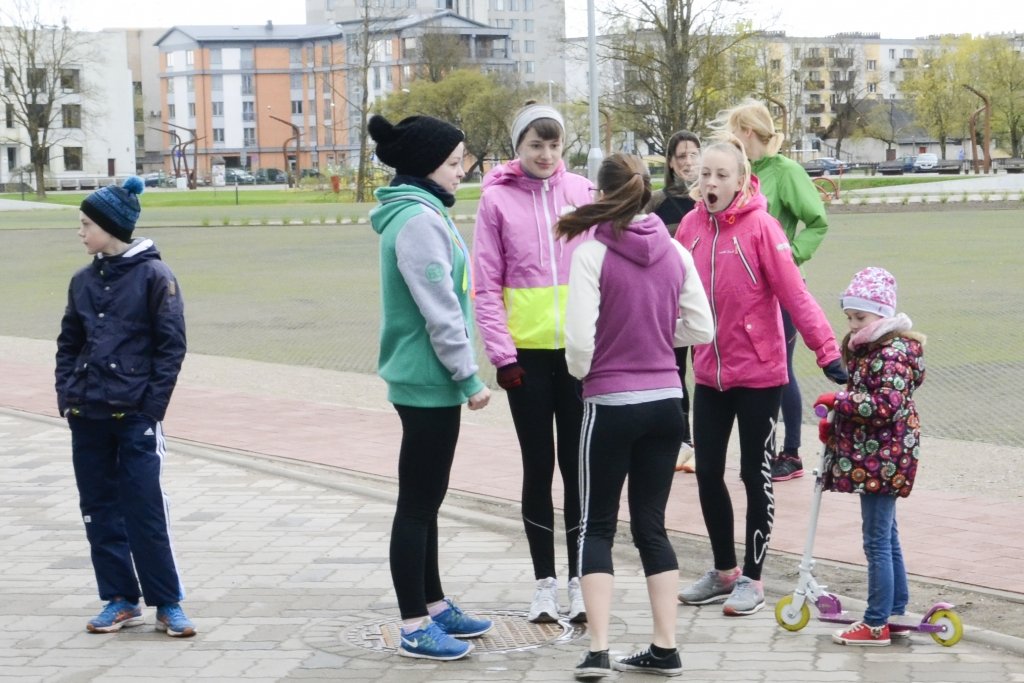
[{"x1": 556, "y1": 153, "x2": 651, "y2": 240}]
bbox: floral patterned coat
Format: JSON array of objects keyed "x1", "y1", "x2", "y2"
[{"x1": 822, "y1": 320, "x2": 926, "y2": 497}]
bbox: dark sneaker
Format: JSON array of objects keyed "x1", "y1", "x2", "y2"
[
  {"x1": 432, "y1": 598, "x2": 492, "y2": 638},
  {"x1": 678, "y1": 568, "x2": 739, "y2": 605},
  {"x1": 86, "y1": 599, "x2": 144, "y2": 633},
  {"x1": 833, "y1": 621, "x2": 891, "y2": 646},
  {"x1": 612, "y1": 646, "x2": 683, "y2": 676},
  {"x1": 771, "y1": 452, "x2": 804, "y2": 482},
  {"x1": 399, "y1": 620, "x2": 473, "y2": 660},
  {"x1": 575, "y1": 649, "x2": 611, "y2": 680},
  {"x1": 155, "y1": 603, "x2": 196, "y2": 638}
]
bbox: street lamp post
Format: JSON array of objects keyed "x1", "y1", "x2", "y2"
[{"x1": 585, "y1": 0, "x2": 603, "y2": 183}]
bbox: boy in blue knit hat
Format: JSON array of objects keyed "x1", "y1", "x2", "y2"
[{"x1": 56, "y1": 176, "x2": 195, "y2": 637}]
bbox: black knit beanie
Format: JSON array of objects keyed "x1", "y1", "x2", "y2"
[
  {"x1": 80, "y1": 175, "x2": 145, "y2": 243},
  {"x1": 367, "y1": 114, "x2": 464, "y2": 178}
]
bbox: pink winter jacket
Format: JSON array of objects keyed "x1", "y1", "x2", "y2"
[
  {"x1": 676, "y1": 179, "x2": 840, "y2": 391},
  {"x1": 472, "y1": 160, "x2": 595, "y2": 368}
]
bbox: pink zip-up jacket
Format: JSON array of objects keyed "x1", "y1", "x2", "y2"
[
  {"x1": 676, "y1": 177, "x2": 840, "y2": 391},
  {"x1": 472, "y1": 159, "x2": 595, "y2": 368}
]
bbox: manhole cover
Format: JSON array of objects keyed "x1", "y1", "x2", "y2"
[{"x1": 306, "y1": 610, "x2": 586, "y2": 656}]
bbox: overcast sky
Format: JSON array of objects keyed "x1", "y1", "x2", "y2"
[{"x1": 26, "y1": 0, "x2": 1024, "y2": 40}]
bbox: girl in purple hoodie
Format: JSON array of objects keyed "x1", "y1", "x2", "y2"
[{"x1": 560, "y1": 153, "x2": 713, "y2": 679}]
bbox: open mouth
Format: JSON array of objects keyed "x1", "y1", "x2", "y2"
[{"x1": 707, "y1": 192, "x2": 719, "y2": 206}]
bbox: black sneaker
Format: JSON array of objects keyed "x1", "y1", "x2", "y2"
[
  {"x1": 575, "y1": 649, "x2": 611, "y2": 680},
  {"x1": 612, "y1": 646, "x2": 683, "y2": 676},
  {"x1": 771, "y1": 452, "x2": 804, "y2": 482}
]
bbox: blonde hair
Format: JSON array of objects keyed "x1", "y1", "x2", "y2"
[
  {"x1": 689, "y1": 136, "x2": 756, "y2": 208},
  {"x1": 708, "y1": 98, "x2": 784, "y2": 156}
]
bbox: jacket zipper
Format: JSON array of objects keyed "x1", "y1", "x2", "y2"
[
  {"x1": 542, "y1": 178, "x2": 562, "y2": 346},
  {"x1": 733, "y1": 236, "x2": 757, "y2": 285},
  {"x1": 708, "y1": 216, "x2": 724, "y2": 391}
]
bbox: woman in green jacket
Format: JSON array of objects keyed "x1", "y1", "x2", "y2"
[{"x1": 368, "y1": 114, "x2": 491, "y2": 662}]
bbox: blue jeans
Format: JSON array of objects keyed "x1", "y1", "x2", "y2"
[{"x1": 860, "y1": 495, "x2": 909, "y2": 626}]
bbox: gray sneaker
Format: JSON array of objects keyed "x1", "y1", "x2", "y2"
[
  {"x1": 528, "y1": 577, "x2": 559, "y2": 623},
  {"x1": 678, "y1": 569, "x2": 738, "y2": 605},
  {"x1": 722, "y1": 576, "x2": 765, "y2": 616}
]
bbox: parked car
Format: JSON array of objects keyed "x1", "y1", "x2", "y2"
[
  {"x1": 144, "y1": 171, "x2": 169, "y2": 187},
  {"x1": 801, "y1": 157, "x2": 846, "y2": 177},
  {"x1": 876, "y1": 156, "x2": 917, "y2": 175},
  {"x1": 254, "y1": 168, "x2": 288, "y2": 184},
  {"x1": 224, "y1": 168, "x2": 256, "y2": 184},
  {"x1": 913, "y1": 153, "x2": 939, "y2": 172}
]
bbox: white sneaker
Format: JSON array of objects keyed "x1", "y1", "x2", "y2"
[
  {"x1": 567, "y1": 577, "x2": 587, "y2": 623},
  {"x1": 528, "y1": 577, "x2": 559, "y2": 623}
]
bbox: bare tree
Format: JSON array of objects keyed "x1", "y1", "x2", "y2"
[
  {"x1": 418, "y1": 31, "x2": 465, "y2": 83},
  {"x1": 0, "y1": 0, "x2": 98, "y2": 197}
]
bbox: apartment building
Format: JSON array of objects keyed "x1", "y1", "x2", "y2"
[
  {"x1": 305, "y1": 0, "x2": 566, "y2": 93},
  {"x1": 0, "y1": 28, "x2": 136, "y2": 188},
  {"x1": 153, "y1": 14, "x2": 509, "y2": 178}
]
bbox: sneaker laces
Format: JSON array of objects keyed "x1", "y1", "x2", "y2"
[
  {"x1": 96, "y1": 601, "x2": 128, "y2": 621},
  {"x1": 160, "y1": 604, "x2": 187, "y2": 622}
]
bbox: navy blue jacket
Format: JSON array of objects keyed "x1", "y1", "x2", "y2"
[{"x1": 55, "y1": 239, "x2": 186, "y2": 421}]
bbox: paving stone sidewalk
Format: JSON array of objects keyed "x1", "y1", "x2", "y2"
[{"x1": 2, "y1": 409, "x2": 1022, "y2": 682}]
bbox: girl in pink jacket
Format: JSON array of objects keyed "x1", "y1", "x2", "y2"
[
  {"x1": 472, "y1": 102, "x2": 595, "y2": 624},
  {"x1": 675, "y1": 138, "x2": 846, "y2": 617}
]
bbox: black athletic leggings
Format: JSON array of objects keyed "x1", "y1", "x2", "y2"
[
  {"x1": 577, "y1": 398, "x2": 685, "y2": 577},
  {"x1": 506, "y1": 348, "x2": 583, "y2": 580},
  {"x1": 692, "y1": 384, "x2": 783, "y2": 581},
  {"x1": 389, "y1": 404, "x2": 461, "y2": 620},
  {"x1": 675, "y1": 346, "x2": 692, "y2": 445}
]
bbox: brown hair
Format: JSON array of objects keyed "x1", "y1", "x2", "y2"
[
  {"x1": 664, "y1": 130, "x2": 701, "y2": 189},
  {"x1": 556, "y1": 153, "x2": 650, "y2": 240},
  {"x1": 514, "y1": 99, "x2": 564, "y2": 148}
]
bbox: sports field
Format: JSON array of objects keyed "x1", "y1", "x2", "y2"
[{"x1": 2, "y1": 202, "x2": 1020, "y2": 447}]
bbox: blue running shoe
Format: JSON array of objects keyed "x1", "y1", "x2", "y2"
[
  {"x1": 432, "y1": 598, "x2": 493, "y2": 638},
  {"x1": 156, "y1": 603, "x2": 197, "y2": 638},
  {"x1": 87, "y1": 599, "x2": 144, "y2": 633},
  {"x1": 398, "y1": 620, "x2": 473, "y2": 660}
]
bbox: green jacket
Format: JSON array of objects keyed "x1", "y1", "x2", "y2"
[
  {"x1": 751, "y1": 154, "x2": 829, "y2": 266},
  {"x1": 370, "y1": 184, "x2": 484, "y2": 407}
]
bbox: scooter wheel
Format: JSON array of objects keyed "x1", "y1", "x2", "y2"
[
  {"x1": 775, "y1": 594, "x2": 811, "y2": 631},
  {"x1": 928, "y1": 608, "x2": 963, "y2": 647}
]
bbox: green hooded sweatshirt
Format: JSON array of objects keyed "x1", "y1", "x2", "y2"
[
  {"x1": 370, "y1": 184, "x2": 484, "y2": 407},
  {"x1": 751, "y1": 154, "x2": 829, "y2": 267}
]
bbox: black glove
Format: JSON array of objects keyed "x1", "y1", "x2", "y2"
[
  {"x1": 822, "y1": 359, "x2": 848, "y2": 385},
  {"x1": 496, "y1": 363, "x2": 526, "y2": 390}
]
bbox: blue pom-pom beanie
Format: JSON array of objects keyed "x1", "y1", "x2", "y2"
[{"x1": 80, "y1": 176, "x2": 145, "y2": 243}]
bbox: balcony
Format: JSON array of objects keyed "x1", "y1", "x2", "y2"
[
  {"x1": 898, "y1": 57, "x2": 919, "y2": 68},
  {"x1": 804, "y1": 80, "x2": 825, "y2": 90},
  {"x1": 801, "y1": 57, "x2": 825, "y2": 67},
  {"x1": 832, "y1": 57, "x2": 853, "y2": 68},
  {"x1": 832, "y1": 79, "x2": 856, "y2": 90},
  {"x1": 804, "y1": 103, "x2": 825, "y2": 114}
]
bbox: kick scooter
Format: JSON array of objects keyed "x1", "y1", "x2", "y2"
[{"x1": 773, "y1": 403, "x2": 964, "y2": 647}]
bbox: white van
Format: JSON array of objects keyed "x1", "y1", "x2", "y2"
[{"x1": 913, "y1": 153, "x2": 938, "y2": 172}]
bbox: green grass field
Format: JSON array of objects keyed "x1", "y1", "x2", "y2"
[{"x1": 3, "y1": 202, "x2": 1020, "y2": 448}]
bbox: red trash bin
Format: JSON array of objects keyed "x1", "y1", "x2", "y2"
[{"x1": 330, "y1": 175, "x2": 341, "y2": 193}]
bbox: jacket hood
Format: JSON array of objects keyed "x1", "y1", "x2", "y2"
[
  {"x1": 691, "y1": 174, "x2": 768, "y2": 226},
  {"x1": 482, "y1": 159, "x2": 568, "y2": 190},
  {"x1": 595, "y1": 213, "x2": 672, "y2": 267},
  {"x1": 93, "y1": 238, "x2": 159, "y2": 271},
  {"x1": 370, "y1": 184, "x2": 445, "y2": 235}
]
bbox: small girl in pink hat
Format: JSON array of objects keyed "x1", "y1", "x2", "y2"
[{"x1": 817, "y1": 266, "x2": 927, "y2": 647}]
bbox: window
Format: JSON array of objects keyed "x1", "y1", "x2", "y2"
[
  {"x1": 511, "y1": 40, "x2": 519, "y2": 53},
  {"x1": 212, "y1": 75, "x2": 223, "y2": 91},
  {"x1": 240, "y1": 48, "x2": 254, "y2": 69},
  {"x1": 60, "y1": 69, "x2": 80, "y2": 92},
  {"x1": 64, "y1": 146, "x2": 83, "y2": 171},
  {"x1": 290, "y1": 73, "x2": 303, "y2": 89},
  {"x1": 242, "y1": 101, "x2": 255, "y2": 121},
  {"x1": 211, "y1": 48, "x2": 222, "y2": 66},
  {"x1": 188, "y1": 102, "x2": 196, "y2": 118},
  {"x1": 770, "y1": 59, "x2": 781, "y2": 70},
  {"x1": 888, "y1": 49, "x2": 896, "y2": 59},
  {"x1": 62, "y1": 104, "x2": 81, "y2": 128},
  {"x1": 309, "y1": 99, "x2": 316, "y2": 116},
  {"x1": 186, "y1": 75, "x2": 194, "y2": 92},
  {"x1": 291, "y1": 100, "x2": 303, "y2": 114},
  {"x1": 27, "y1": 67, "x2": 46, "y2": 90},
  {"x1": 241, "y1": 74, "x2": 254, "y2": 95},
  {"x1": 867, "y1": 82, "x2": 877, "y2": 93},
  {"x1": 524, "y1": 0, "x2": 533, "y2": 9},
  {"x1": 167, "y1": 78, "x2": 175, "y2": 94},
  {"x1": 867, "y1": 59, "x2": 877, "y2": 71},
  {"x1": 290, "y1": 47, "x2": 302, "y2": 64},
  {"x1": 213, "y1": 128, "x2": 224, "y2": 142},
  {"x1": 186, "y1": 50, "x2": 194, "y2": 66},
  {"x1": 167, "y1": 103, "x2": 176, "y2": 118},
  {"x1": 136, "y1": 134, "x2": 145, "y2": 149},
  {"x1": 321, "y1": 45, "x2": 330, "y2": 64},
  {"x1": 524, "y1": 40, "x2": 535, "y2": 53},
  {"x1": 212, "y1": 101, "x2": 224, "y2": 116},
  {"x1": 243, "y1": 127, "x2": 256, "y2": 147},
  {"x1": 6, "y1": 103, "x2": 15, "y2": 128},
  {"x1": 166, "y1": 52, "x2": 175, "y2": 68},
  {"x1": 525, "y1": 61, "x2": 535, "y2": 74},
  {"x1": 133, "y1": 81, "x2": 142, "y2": 95},
  {"x1": 509, "y1": 19, "x2": 518, "y2": 31},
  {"x1": 27, "y1": 103, "x2": 45, "y2": 127},
  {"x1": 134, "y1": 107, "x2": 143, "y2": 121},
  {"x1": 3, "y1": 68, "x2": 12, "y2": 89},
  {"x1": 524, "y1": 19, "x2": 534, "y2": 32}
]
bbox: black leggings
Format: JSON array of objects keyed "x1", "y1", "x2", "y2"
[
  {"x1": 675, "y1": 346, "x2": 692, "y2": 445},
  {"x1": 692, "y1": 384, "x2": 783, "y2": 581},
  {"x1": 506, "y1": 348, "x2": 583, "y2": 580},
  {"x1": 577, "y1": 398, "x2": 684, "y2": 577},
  {"x1": 389, "y1": 404, "x2": 461, "y2": 620}
]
